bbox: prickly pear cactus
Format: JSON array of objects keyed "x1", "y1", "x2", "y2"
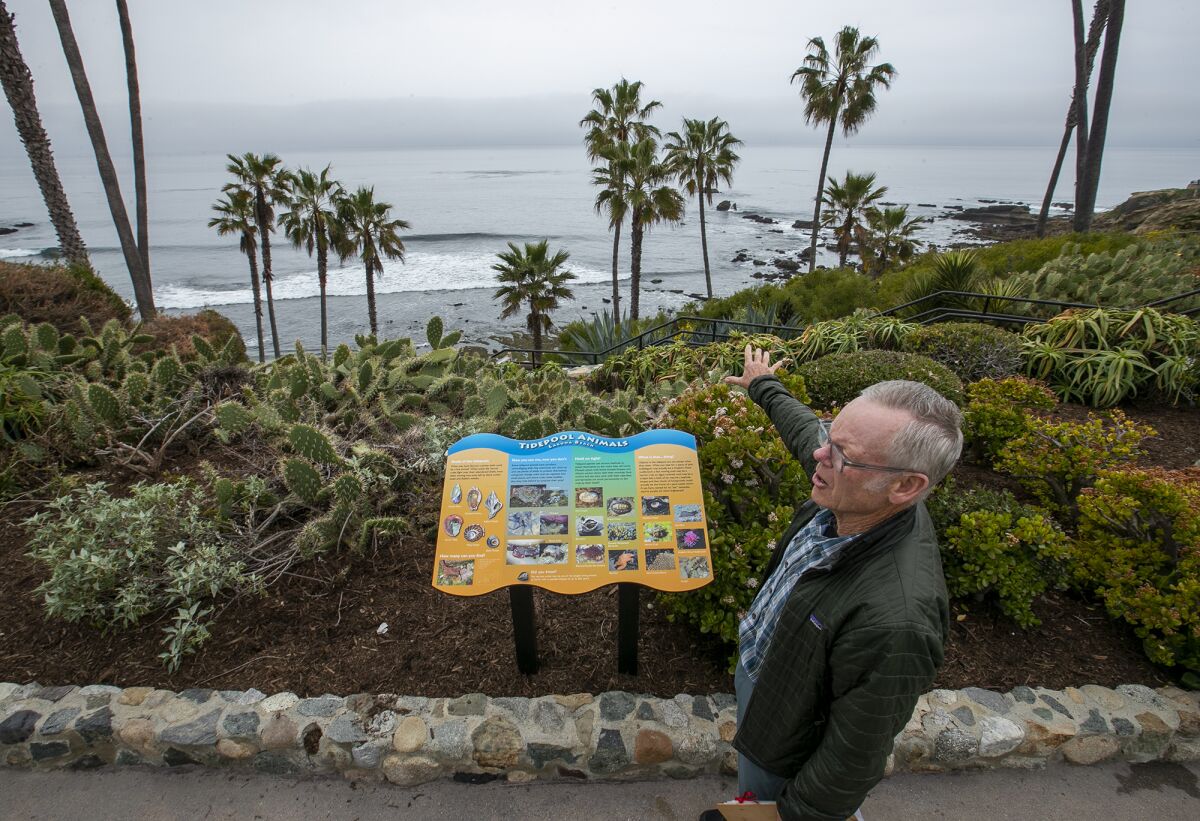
[
  {"x1": 282, "y1": 458, "x2": 323, "y2": 504},
  {"x1": 215, "y1": 401, "x2": 255, "y2": 438},
  {"x1": 86, "y1": 383, "x2": 124, "y2": 427},
  {"x1": 288, "y1": 424, "x2": 341, "y2": 465}
]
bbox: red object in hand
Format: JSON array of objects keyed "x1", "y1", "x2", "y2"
[{"x1": 733, "y1": 791, "x2": 757, "y2": 803}]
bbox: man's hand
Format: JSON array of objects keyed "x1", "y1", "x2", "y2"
[{"x1": 723, "y1": 344, "x2": 789, "y2": 389}]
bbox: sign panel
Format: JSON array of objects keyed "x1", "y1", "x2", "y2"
[{"x1": 433, "y1": 430, "x2": 714, "y2": 596}]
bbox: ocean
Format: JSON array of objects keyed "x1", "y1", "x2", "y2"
[{"x1": 2, "y1": 143, "x2": 1197, "y2": 352}]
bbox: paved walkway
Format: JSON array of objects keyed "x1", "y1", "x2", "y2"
[{"x1": 1, "y1": 759, "x2": 1197, "y2": 820}]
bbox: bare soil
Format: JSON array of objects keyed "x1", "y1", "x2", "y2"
[{"x1": 1, "y1": 402, "x2": 1193, "y2": 697}]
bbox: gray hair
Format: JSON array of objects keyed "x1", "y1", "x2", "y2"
[{"x1": 858, "y1": 380, "x2": 963, "y2": 495}]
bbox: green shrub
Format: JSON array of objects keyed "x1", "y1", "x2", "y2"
[
  {"x1": 903, "y1": 322, "x2": 1024, "y2": 383},
  {"x1": 793, "y1": 312, "x2": 917, "y2": 361},
  {"x1": 962, "y1": 376, "x2": 1059, "y2": 462},
  {"x1": 23, "y1": 479, "x2": 255, "y2": 671},
  {"x1": 556, "y1": 310, "x2": 672, "y2": 357},
  {"x1": 693, "y1": 268, "x2": 880, "y2": 325},
  {"x1": 944, "y1": 508, "x2": 1070, "y2": 628},
  {"x1": 1021, "y1": 307, "x2": 1200, "y2": 406},
  {"x1": 1017, "y1": 235, "x2": 1200, "y2": 310},
  {"x1": 655, "y1": 383, "x2": 811, "y2": 663},
  {"x1": 588, "y1": 333, "x2": 789, "y2": 393},
  {"x1": 994, "y1": 410, "x2": 1155, "y2": 519},
  {"x1": 876, "y1": 233, "x2": 1139, "y2": 310},
  {"x1": 1071, "y1": 468, "x2": 1200, "y2": 682},
  {"x1": 795, "y1": 349, "x2": 964, "y2": 410}
]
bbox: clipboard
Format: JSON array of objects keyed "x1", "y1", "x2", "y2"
[{"x1": 716, "y1": 800, "x2": 778, "y2": 820}]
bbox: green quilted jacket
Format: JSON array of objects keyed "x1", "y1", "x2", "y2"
[{"x1": 735, "y1": 375, "x2": 950, "y2": 821}]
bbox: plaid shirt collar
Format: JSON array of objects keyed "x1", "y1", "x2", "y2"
[{"x1": 738, "y1": 508, "x2": 856, "y2": 681}]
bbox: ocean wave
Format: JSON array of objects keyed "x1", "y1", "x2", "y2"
[
  {"x1": 156, "y1": 249, "x2": 613, "y2": 310},
  {"x1": 0, "y1": 248, "x2": 40, "y2": 258},
  {"x1": 403, "y1": 232, "x2": 551, "y2": 243}
]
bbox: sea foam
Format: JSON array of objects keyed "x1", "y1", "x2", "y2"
[{"x1": 156, "y1": 249, "x2": 612, "y2": 310}]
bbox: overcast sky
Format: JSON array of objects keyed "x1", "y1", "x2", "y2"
[{"x1": 2, "y1": 0, "x2": 1198, "y2": 154}]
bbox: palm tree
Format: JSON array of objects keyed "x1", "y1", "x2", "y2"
[
  {"x1": 47, "y1": 0, "x2": 154, "y2": 318},
  {"x1": 280, "y1": 166, "x2": 342, "y2": 360},
  {"x1": 580, "y1": 79, "x2": 661, "y2": 318},
  {"x1": 664, "y1": 117, "x2": 742, "y2": 299},
  {"x1": 492, "y1": 240, "x2": 577, "y2": 368},
  {"x1": 863, "y1": 205, "x2": 926, "y2": 275},
  {"x1": 611, "y1": 139, "x2": 685, "y2": 320},
  {"x1": 0, "y1": 1, "x2": 88, "y2": 268},
  {"x1": 821, "y1": 171, "x2": 887, "y2": 269},
  {"x1": 115, "y1": 0, "x2": 148, "y2": 278},
  {"x1": 209, "y1": 190, "x2": 266, "y2": 363},
  {"x1": 1074, "y1": 0, "x2": 1125, "y2": 232},
  {"x1": 337, "y1": 186, "x2": 409, "y2": 337},
  {"x1": 792, "y1": 26, "x2": 896, "y2": 273},
  {"x1": 224, "y1": 152, "x2": 290, "y2": 358}
]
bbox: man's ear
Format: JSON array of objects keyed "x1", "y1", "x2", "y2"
[{"x1": 888, "y1": 473, "x2": 929, "y2": 507}]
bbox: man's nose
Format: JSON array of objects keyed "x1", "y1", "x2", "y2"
[{"x1": 813, "y1": 443, "x2": 833, "y2": 466}]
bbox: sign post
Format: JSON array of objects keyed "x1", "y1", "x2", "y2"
[{"x1": 432, "y1": 430, "x2": 713, "y2": 674}]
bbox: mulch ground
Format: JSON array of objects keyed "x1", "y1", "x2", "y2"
[{"x1": 0, "y1": 402, "x2": 1193, "y2": 697}]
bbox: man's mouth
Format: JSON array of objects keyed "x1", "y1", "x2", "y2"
[{"x1": 812, "y1": 472, "x2": 829, "y2": 490}]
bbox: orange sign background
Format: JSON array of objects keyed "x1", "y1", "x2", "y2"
[{"x1": 432, "y1": 430, "x2": 713, "y2": 596}]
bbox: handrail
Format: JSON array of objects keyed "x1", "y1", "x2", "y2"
[{"x1": 492, "y1": 285, "x2": 1200, "y2": 368}]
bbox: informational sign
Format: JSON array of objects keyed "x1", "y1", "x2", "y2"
[{"x1": 432, "y1": 429, "x2": 714, "y2": 596}]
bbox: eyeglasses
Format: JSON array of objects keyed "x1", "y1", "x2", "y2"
[{"x1": 816, "y1": 420, "x2": 924, "y2": 476}]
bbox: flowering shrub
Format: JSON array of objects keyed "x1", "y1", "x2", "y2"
[
  {"x1": 994, "y1": 410, "x2": 1154, "y2": 520},
  {"x1": 794, "y1": 349, "x2": 964, "y2": 410},
  {"x1": 1071, "y1": 468, "x2": 1200, "y2": 683},
  {"x1": 656, "y1": 382, "x2": 811, "y2": 662},
  {"x1": 23, "y1": 479, "x2": 257, "y2": 671},
  {"x1": 962, "y1": 376, "x2": 1059, "y2": 462}
]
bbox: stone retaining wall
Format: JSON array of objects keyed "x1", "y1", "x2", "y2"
[{"x1": 1, "y1": 682, "x2": 1197, "y2": 784}]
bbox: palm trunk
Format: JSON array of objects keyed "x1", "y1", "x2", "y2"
[
  {"x1": 530, "y1": 311, "x2": 542, "y2": 369},
  {"x1": 699, "y1": 190, "x2": 713, "y2": 298},
  {"x1": 115, "y1": 0, "x2": 148, "y2": 278},
  {"x1": 48, "y1": 0, "x2": 155, "y2": 318},
  {"x1": 629, "y1": 208, "x2": 644, "y2": 320},
  {"x1": 809, "y1": 109, "x2": 839, "y2": 273},
  {"x1": 1037, "y1": 0, "x2": 1108, "y2": 237},
  {"x1": 255, "y1": 191, "x2": 281, "y2": 357},
  {"x1": 610, "y1": 219, "x2": 622, "y2": 320},
  {"x1": 317, "y1": 234, "x2": 329, "y2": 361},
  {"x1": 0, "y1": 1, "x2": 89, "y2": 268},
  {"x1": 1071, "y1": 0, "x2": 1091, "y2": 231},
  {"x1": 365, "y1": 261, "x2": 378, "y2": 337},
  {"x1": 1075, "y1": 0, "x2": 1124, "y2": 233},
  {"x1": 245, "y1": 242, "x2": 265, "y2": 363},
  {"x1": 1037, "y1": 127, "x2": 1074, "y2": 238}
]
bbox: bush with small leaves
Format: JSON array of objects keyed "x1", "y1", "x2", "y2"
[
  {"x1": 655, "y1": 383, "x2": 811, "y2": 665},
  {"x1": 23, "y1": 479, "x2": 254, "y2": 671},
  {"x1": 944, "y1": 508, "x2": 1070, "y2": 628},
  {"x1": 994, "y1": 410, "x2": 1155, "y2": 520},
  {"x1": 795, "y1": 349, "x2": 964, "y2": 410},
  {"x1": 1071, "y1": 468, "x2": 1200, "y2": 683},
  {"x1": 902, "y1": 322, "x2": 1024, "y2": 383},
  {"x1": 962, "y1": 376, "x2": 1059, "y2": 462}
]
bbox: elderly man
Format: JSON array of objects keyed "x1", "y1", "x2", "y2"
[{"x1": 714, "y1": 345, "x2": 962, "y2": 821}]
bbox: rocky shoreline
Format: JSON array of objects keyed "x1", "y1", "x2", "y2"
[{"x1": 2, "y1": 681, "x2": 1196, "y2": 785}]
